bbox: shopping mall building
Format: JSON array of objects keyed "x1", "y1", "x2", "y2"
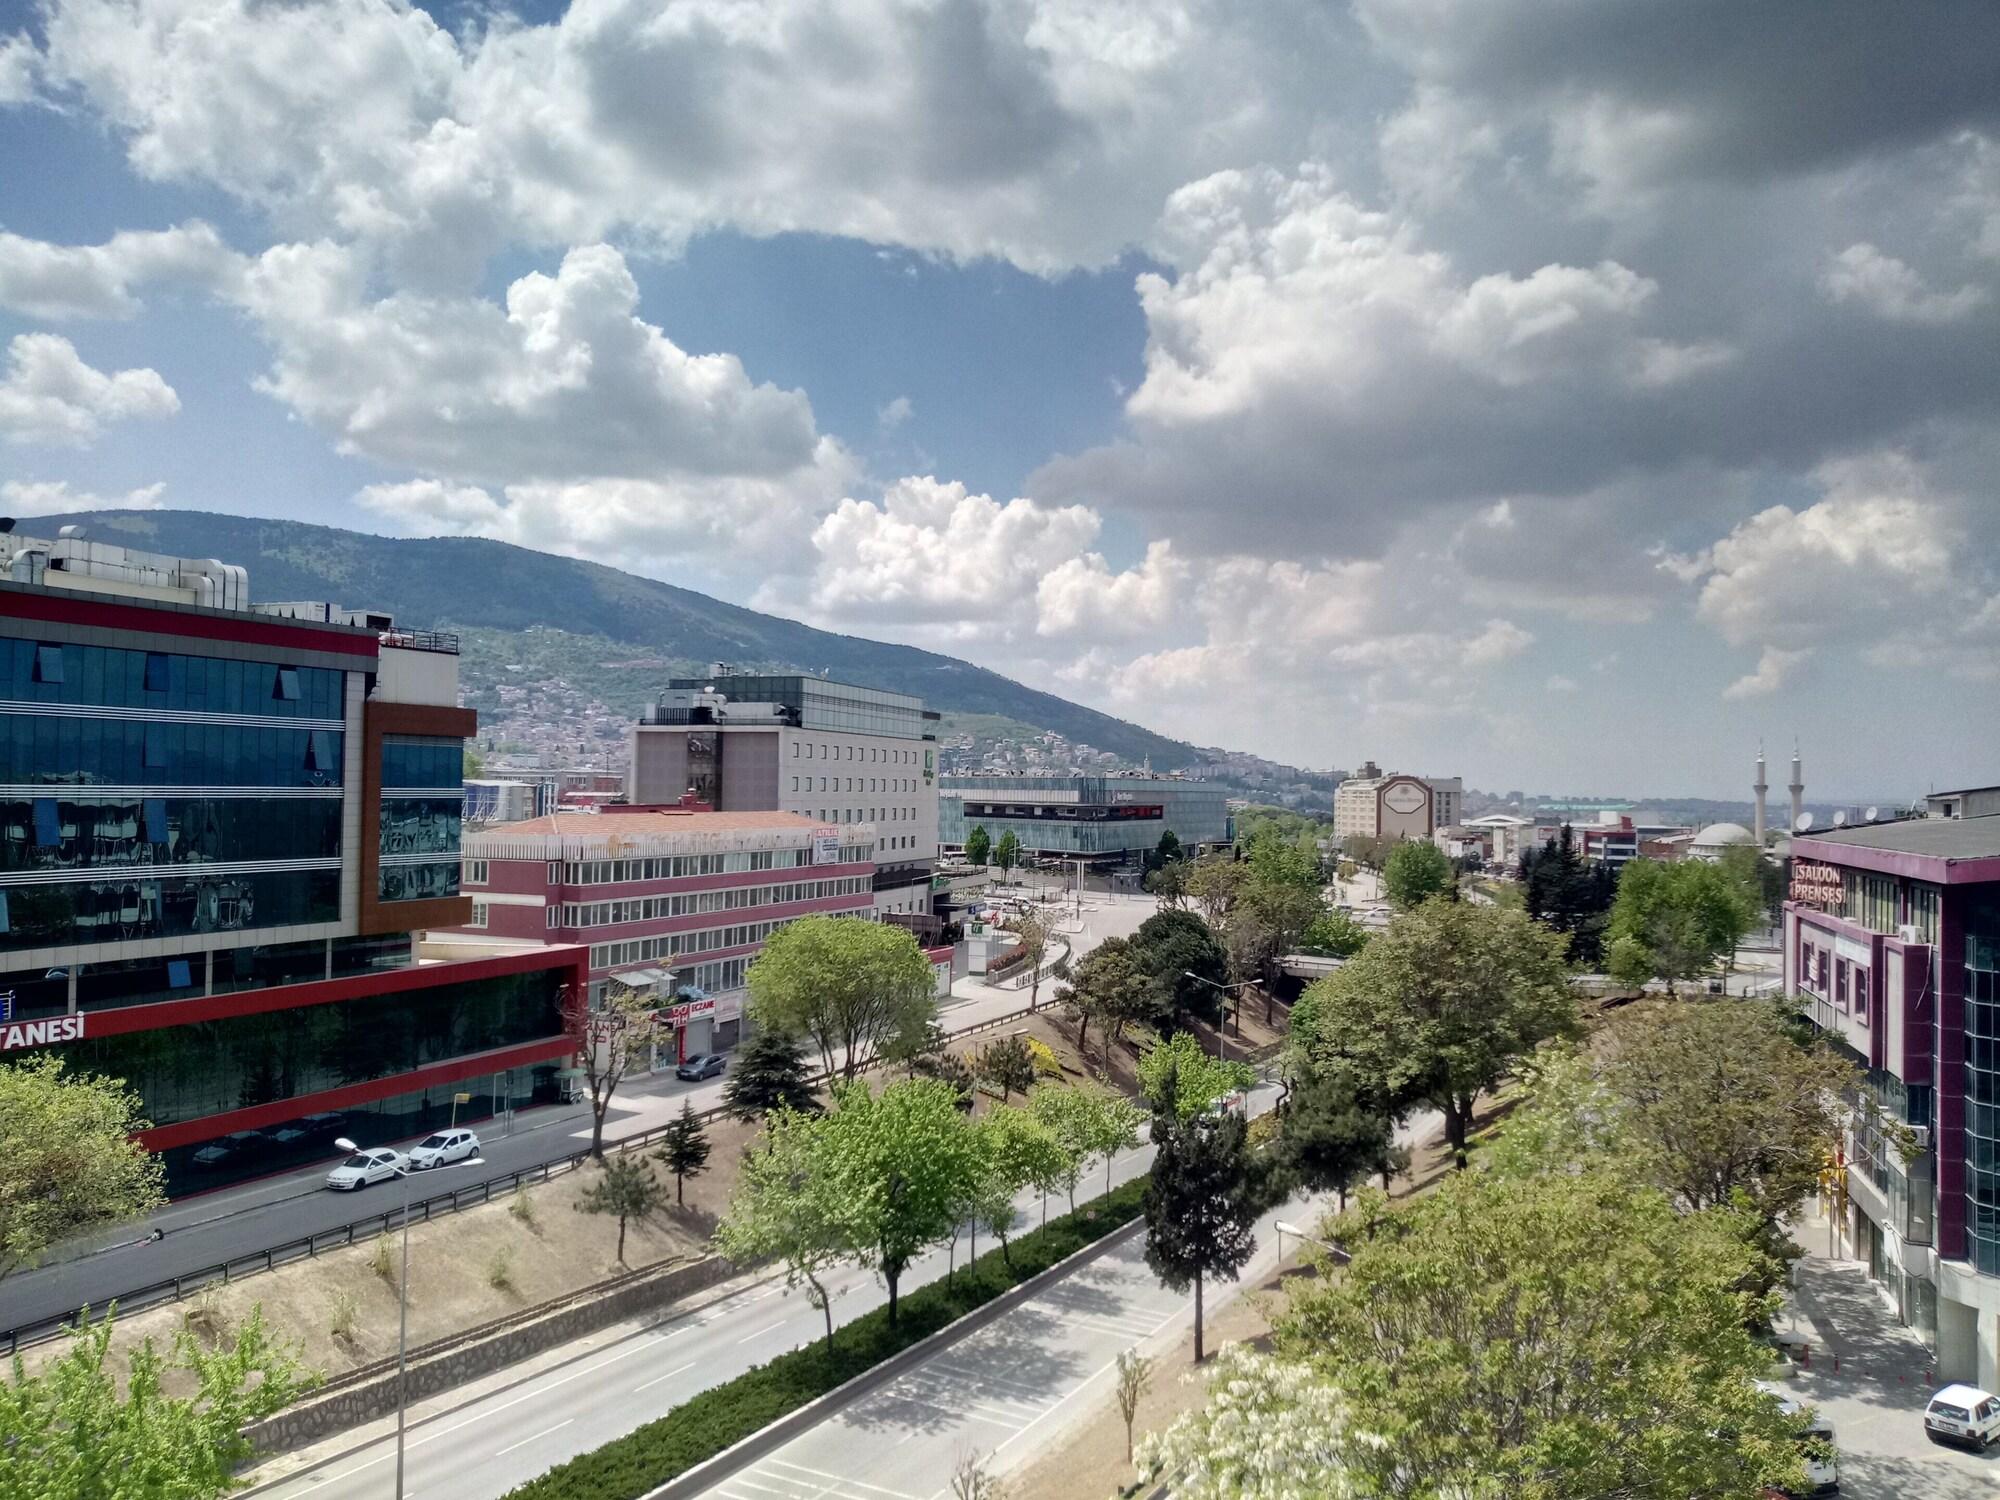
[
  {"x1": 938, "y1": 773, "x2": 1230, "y2": 866},
  {"x1": 0, "y1": 530, "x2": 583, "y2": 1195},
  {"x1": 1785, "y1": 813, "x2": 2000, "y2": 1384}
]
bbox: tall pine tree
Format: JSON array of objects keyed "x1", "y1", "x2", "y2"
[
  {"x1": 1521, "y1": 824, "x2": 1616, "y2": 967},
  {"x1": 656, "y1": 1100, "x2": 712, "y2": 1205},
  {"x1": 1143, "y1": 1080, "x2": 1259, "y2": 1363},
  {"x1": 722, "y1": 1029, "x2": 820, "y2": 1121}
]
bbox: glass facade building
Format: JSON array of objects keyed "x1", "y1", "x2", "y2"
[
  {"x1": 379, "y1": 733, "x2": 463, "y2": 901},
  {"x1": 939, "y1": 774, "x2": 1230, "y2": 861}
]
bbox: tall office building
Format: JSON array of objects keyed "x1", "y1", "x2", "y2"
[
  {"x1": 0, "y1": 529, "x2": 584, "y2": 1194},
  {"x1": 628, "y1": 669, "x2": 939, "y2": 919},
  {"x1": 1332, "y1": 762, "x2": 1462, "y2": 841}
]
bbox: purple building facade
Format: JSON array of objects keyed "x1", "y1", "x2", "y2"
[{"x1": 1784, "y1": 816, "x2": 2000, "y2": 1386}]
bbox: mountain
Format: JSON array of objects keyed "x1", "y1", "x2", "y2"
[{"x1": 23, "y1": 510, "x2": 1200, "y2": 766}]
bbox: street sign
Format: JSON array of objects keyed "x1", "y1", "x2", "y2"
[
  {"x1": 453, "y1": 1092, "x2": 472, "y2": 1104},
  {"x1": 0, "y1": 990, "x2": 12, "y2": 1022}
]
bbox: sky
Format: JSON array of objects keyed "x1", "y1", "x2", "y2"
[{"x1": 1, "y1": 1, "x2": 1997, "y2": 802}]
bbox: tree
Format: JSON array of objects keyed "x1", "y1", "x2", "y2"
[
  {"x1": 1606, "y1": 859, "x2": 1756, "y2": 993},
  {"x1": 654, "y1": 1101, "x2": 712, "y2": 1206},
  {"x1": 1719, "y1": 842, "x2": 1787, "y2": 929},
  {"x1": 0, "y1": 1055, "x2": 164, "y2": 1282},
  {"x1": 949, "y1": 1448, "x2": 1006, "y2": 1500},
  {"x1": 1026, "y1": 1084, "x2": 1099, "y2": 1216},
  {"x1": 964, "y1": 825, "x2": 991, "y2": 866},
  {"x1": 1186, "y1": 856, "x2": 1248, "y2": 926},
  {"x1": 1300, "y1": 898, "x2": 1578, "y2": 1167},
  {"x1": 1114, "y1": 1347, "x2": 1153, "y2": 1464},
  {"x1": 1149, "y1": 829, "x2": 1184, "y2": 872},
  {"x1": 722, "y1": 1029, "x2": 819, "y2": 1121},
  {"x1": 1278, "y1": 1065, "x2": 1395, "y2": 1207},
  {"x1": 972, "y1": 1105, "x2": 1069, "y2": 1268},
  {"x1": 716, "y1": 1107, "x2": 850, "y2": 1351},
  {"x1": 1382, "y1": 839, "x2": 1452, "y2": 910},
  {"x1": 1275, "y1": 1171, "x2": 1810, "y2": 1500},
  {"x1": 1139, "y1": 1033, "x2": 1255, "y2": 1121},
  {"x1": 1128, "y1": 908, "x2": 1231, "y2": 1027},
  {"x1": 1013, "y1": 908, "x2": 1054, "y2": 1009},
  {"x1": 1340, "y1": 832, "x2": 1393, "y2": 871},
  {"x1": 1053, "y1": 936, "x2": 1157, "y2": 1056},
  {"x1": 562, "y1": 985, "x2": 654, "y2": 1158},
  {"x1": 1224, "y1": 877, "x2": 1321, "y2": 990},
  {"x1": 994, "y1": 830, "x2": 1021, "y2": 878},
  {"x1": 575, "y1": 1153, "x2": 669, "y2": 1264},
  {"x1": 1136, "y1": 1346, "x2": 1352, "y2": 1498},
  {"x1": 1298, "y1": 909, "x2": 1369, "y2": 958},
  {"x1": 1519, "y1": 824, "x2": 1616, "y2": 967},
  {"x1": 823, "y1": 1079, "x2": 981, "y2": 1326},
  {"x1": 1143, "y1": 858, "x2": 1190, "y2": 909},
  {"x1": 0, "y1": 1308, "x2": 311, "y2": 1499},
  {"x1": 976, "y1": 1035, "x2": 1036, "y2": 1103},
  {"x1": 1144, "y1": 1096, "x2": 1259, "y2": 1364},
  {"x1": 748, "y1": 914, "x2": 938, "y2": 1083}
]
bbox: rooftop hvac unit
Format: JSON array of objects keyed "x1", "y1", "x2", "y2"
[{"x1": 1911, "y1": 1125, "x2": 1931, "y2": 1153}]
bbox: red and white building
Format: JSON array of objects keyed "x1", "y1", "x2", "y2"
[{"x1": 440, "y1": 808, "x2": 878, "y2": 1059}]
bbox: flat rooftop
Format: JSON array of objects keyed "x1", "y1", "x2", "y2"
[
  {"x1": 1796, "y1": 815, "x2": 2000, "y2": 861},
  {"x1": 488, "y1": 810, "x2": 825, "y2": 836}
]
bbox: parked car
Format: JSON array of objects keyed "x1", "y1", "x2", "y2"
[
  {"x1": 407, "y1": 1128, "x2": 480, "y2": 1170},
  {"x1": 1925, "y1": 1383, "x2": 2000, "y2": 1449},
  {"x1": 676, "y1": 1053, "x2": 726, "y2": 1081},
  {"x1": 1756, "y1": 1383, "x2": 1839, "y2": 1494},
  {"x1": 192, "y1": 1130, "x2": 268, "y2": 1168},
  {"x1": 325, "y1": 1148, "x2": 405, "y2": 1191}
]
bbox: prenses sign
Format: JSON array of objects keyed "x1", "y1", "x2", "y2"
[
  {"x1": 0, "y1": 1014, "x2": 85, "y2": 1052},
  {"x1": 1790, "y1": 860, "x2": 1844, "y2": 908}
]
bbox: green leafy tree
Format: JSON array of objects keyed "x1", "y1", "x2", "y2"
[
  {"x1": 1139, "y1": 1033, "x2": 1255, "y2": 1121},
  {"x1": 1718, "y1": 843, "x2": 1787, "y2": 928},
  {"x1": 1013, "y1": 908, "x2": 1054, "y2": 1009},
  {"x1": 1137, "y1": 1346, "x2": 1351, "y2": 1497},
  {"x1": 1144, "y1": 1097, "x2": 1259, "y2": 1364},
  {"x1": 970, "y1": 1105, "x2": 1068, "y2": 1268},
  {"x1": 654, "y1": 1101, "x2": 712, "y2": 1206},
  {"x1": 0, "y1": 1308, "x2": 312, "y2": 1500},
  {"x1": 1186, "y1": 855, "x2": 1249, "y2": 926},
  {"x1": 823, "y1": 1079, "x2": 981, "y2": 1326},
  {"x1": 1092, "y1": 1095, "x2": 1147, "y2": 1202},
  {"x1": 1276, "y1": 1170, "x2": 1809, "y2": 1500},
  {"x1": 1053, "y1": 936, "x2": 1158, "y2": 1055},
  {"x1": 1143, "y1": 859, "x2": 1191, "y2": 909},
  {"x1": 1298, "y1": 909, "x2": 1369, "y2": 958},
  {"x1": 976, "y1": 1035, "x2": 1037, "y2": 1103},
  {"x1": 1245, "y1": 829, "x2": 1323, "y2": 892},
  {"x1": 748, "y1": 914, "x2": 938, "y2": 1082},
  {"x1": 1025, "y1": 1084, "x2": 1099, "y2": 1215},
  {"x1": 0, "y1": 1055, "x2": 165, "y2": 1282},
  {"x1": 722, "y1": 1029, "x2": 819, "y2": 1121},
  {"x1": 1606, "y1": 859, "x2": 1756, "y2": 992},
  {"x1": 1300, "y1": 898, "x2": 1577, "y2": 1167},
  {"x1": 1519, "y1": 824, "x2": 1617, "y2": 967},
  {"x1": 964, "y1": 825, "x2": 991, "y2": 866},
  {"x1": 1382, "y1": 839, "x2": 1453, "y2": 910},
  {"x1": 717, "y1": 1106, "x2": 851, "y2": 1350},
  {"x1": 993, "y1": 830, "x2": 1021, "y2": 877},
  {"x1": 574, "y1": 1153, "x2": 669, "y2": 1264},
  {"x1": 1225, "y1": 876, "x2": 1323, "y2": 992},
  {"x1": 1149, "y1": 829, "x2": 1184, "y2": 872},
  {"x1": 1128, "y1": 908, "x2": 1231, "y2": 1027},
  {"x1": 1278, "y1": 1065, "x2": 1395, "y2": 1207},
  {"x1": 1340, "y1": 832, "x2": 1393, "y2": 871},
  {"x1": 562, "y1": 985, "x2": 654, "y2": 1158}
]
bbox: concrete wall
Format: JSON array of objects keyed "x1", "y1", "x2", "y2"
[
  {"x1": 630, "y1": 727, "x2": 690, "y2": 805},
  {"x1": 245, "y1": 1254, "x2": 738, "y2": 1457},
  {"x1": 719, "y1": 732, "x2": 779, "y2": 812}
]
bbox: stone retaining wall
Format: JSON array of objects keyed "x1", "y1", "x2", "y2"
[{"x1": 246, "y1": 1255, "x2": 738, "y2": 1457}]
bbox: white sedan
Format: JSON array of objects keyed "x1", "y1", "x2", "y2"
[
  {"x1": 407, "y1": 1128, "x2": 480, "y2": 1170},
  {"x1": 325, "y1": 1148, "x2": 406, "y2": 1191}
]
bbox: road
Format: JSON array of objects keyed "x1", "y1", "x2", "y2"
[
  {"x1": 244, "y1": 1072, "x2": 1285, "y2": 1500},
  {"x1": 0, "y1": 969, "x2": 1076, "y2": 1344}
]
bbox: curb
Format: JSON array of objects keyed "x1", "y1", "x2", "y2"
[{"x1": 639, "y1": 1213, "x2": 1152, "y2": 1500}]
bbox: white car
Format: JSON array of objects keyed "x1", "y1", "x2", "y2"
[
  {"x1": 1925, "y1": 1383, "x2": 2000, "y2": 1449},
  {"x1": 1757, "y1": 1383, "x2": 1838, "y2": 1494},
  {"x1": 325, "y1": 1148, "x2": 406, "y2": 1191},
  {"x1": 407, "y1": 1128, "x2": 480, "y2": 1170}
]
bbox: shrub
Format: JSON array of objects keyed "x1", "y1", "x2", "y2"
[
  {"x1": 487, "y1": 1244, "x2": 516, "y2": 1291},
  {"x1": 329, "y1": 1290, "x2": 359, "y2": 1342},
  {"x1": 1026, "y1": 1038, "x2": 1063, "y2": 1079},
  {"x1": 501, "y1": 1179, "x2": 1150, "y2": 1500},
  {"x1": 510, "y1": 1190, "x2": 540, "y2": 1231},
  {"x1": 370, "y1": 1236, "x2": 396, "y2": 1283}
]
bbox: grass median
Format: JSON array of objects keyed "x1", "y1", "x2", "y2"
[{"x1": 501, "y1": 1177, "x2": 1150, "y2": 1500}]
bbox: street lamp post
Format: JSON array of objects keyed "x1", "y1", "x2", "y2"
[
  {"x1": 1181, "y1": 971, "x2": 1253, "y2": 1061},
  {"x1": 336, "y1": 1134, "x2": 485, "y2": 1499}
]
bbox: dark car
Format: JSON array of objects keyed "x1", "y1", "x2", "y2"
[{"x1": 676, "y1": 1053, "x2": 726, "y2": 1081}]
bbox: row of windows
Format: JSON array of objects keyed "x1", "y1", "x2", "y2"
[
  {"x1": 562, "y1": 876, "x2": 869, "y2": 929},
  {"x1": 381, "y1": 796, "x2": 461, "y2": 857},
  {"x1": 0, "y1": 934, "x2": 415, "y2": 1020},
  {"x1": 0, "y1": 714, "x2": 342, "y2": 789},
  {"x1": 1965, "y1": 929, "x2": 2000, "y2": 1270},
  {"x1": 0, "y1": 868, "x2": 339, "y2": 952},
  {"x1": 1, "y1": 639, "x2": 345, "y2": 719},
  {"x1": 380, "y1": 860, "x2": 460, "y2": 902},
  {"x1": 381, "y1": 736, "x2": 463, "y2": 790},
  {"x1": 789, "y1": 779, "x2": 922, "y2": 814},
  {"x1": 25, "y1": 968, "x2": 565, "y2": 1130},
  {"x1": 793, "y1": 739, "x2": 923, "y2": 764},
  {"x1": 1, "y1": 794, "x2": 341, "y2": 872},
  {"x1": 589, "y1": 910, "x2": 842, "y2": 970},
  {"x1": 559, "y1": 847, "x2": 870, "y2": 885},
  {"x1": 789, "y1": 771, "x2": 923, "y2": 794}
]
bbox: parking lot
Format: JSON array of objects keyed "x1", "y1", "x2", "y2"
[{"x1": 1784, "y1": 1227, "x2": 1997, "y2": 1497}]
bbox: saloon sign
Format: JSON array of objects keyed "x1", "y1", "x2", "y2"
[
  {"x1": 1790, "y1": 860, "x2": 1844, "y2": 908},
  {"x1": 0, "y1": 1014, "x2": 85, "y2": 1051}
]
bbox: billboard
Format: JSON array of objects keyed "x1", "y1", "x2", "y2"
[
  {"x1": 813, "y1": 827, "x2": 842, "y2": 865},
  {"x1": 1789, "y1": 860, "x2": 1843, "y2": 908}
]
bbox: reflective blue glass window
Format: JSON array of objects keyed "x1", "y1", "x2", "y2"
[
  {"x1": 33, "y1": 644, "x2": 63, "y2": 684},
  {"x1": 32, "y1": 797, "x2": 58, "y2": 846},
  {"x1": 143, "y1": 652, "x2": 170, "y2": 692}
]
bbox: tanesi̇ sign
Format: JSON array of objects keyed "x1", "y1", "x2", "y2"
[{"x1": 0, "y1": 1014, "x2": 85, "y2": 1051}]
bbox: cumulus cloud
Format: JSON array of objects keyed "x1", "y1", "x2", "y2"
[
  {"x1": 1036, "y1": 541, "x2": 1187, "y2": 639},
  {"x1": 0, "y1": 221, "x2": 241, "y2": 320},
  {"x1": 1821, "y1": 243, "x2": 1989, "y2": 325},
  {"x1": 0, "y1": 478, "x2": 167, "y2": 514},
  {"x1": 0, "y1": 333, "x2": 179, "y2": 446},
  {"x1": 0, "y1": 31, "x2": 39, "y2": 104},
  {"x1": 1723, "y1": 646, "x2": 1809, "y2": 700},
  {"x1": 877, "y1": 395, "x2": 913, "y2": 431}
]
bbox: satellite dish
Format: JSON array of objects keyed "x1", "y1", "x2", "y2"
[
  {"x1": 1865, "y1": 806, "x2": 1880, "y2": 823},
  {"x1": 1794, "y1": 812, "x2": 1816, "y2": 832},
  {"x1": 1832, "y1": 810, "x2": 1848, "y2": 827}
]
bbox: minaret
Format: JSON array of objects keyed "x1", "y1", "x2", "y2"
[
  {"x1": 1789, "y1": 741, "x2": 1804, "y2": 833},
  {"x1": 1753, "y1": 742, "x2": 1768, "y2": 847}
]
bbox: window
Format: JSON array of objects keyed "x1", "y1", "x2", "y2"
[
  {"x1": 469, "y1": 900, "x2": 489, "y2": 929},
  {"x1": 1856, "y1": 969, "x2": 1870, "y2": 1021},
  {"x1": 144, "y1": 723, "x2": 170, "y2": 769},
  {"x1": 274, "y1": 667, "x2": 301, "y2": 702},
  {"x1": 305, "y1": 730, "x2": 337, "y2": 772},
  {"x1": 464, "y1": 858, "x2": 489, "y2": 885},
  {"x1": 33, "y1": 644, "x2": 63, "y2": 684},
  {"x1": 792, "y1": 742, "x2": 800, "y2": 757},
  {"x1": 143, "y1": 652, "x2": 170, "y2": 692},
  {"x1": 32, "y1": 797, "x2": 60, "y2": 847}
]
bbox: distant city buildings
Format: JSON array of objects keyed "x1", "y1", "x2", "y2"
[
  {"x1": 940, "y1": 773, "x2": 1229, "y2": 865},
  {"x1": 1332, "y1": 762, "x2": 1462, "y2": 842}
]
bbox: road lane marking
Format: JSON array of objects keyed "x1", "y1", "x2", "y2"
[
  {"x1": 632, "y1": 1360, "x2": 697, "y2": 1393},
  {"x1": 494, "y1": 1419, "x2": 572, "y2": 1458},
  {"x1": 734, "y1": 1317, "x2": 791, "y2": 1344},
  {"x1": 765, "y1": 1459, "x2": 923, "y2": 1497}
]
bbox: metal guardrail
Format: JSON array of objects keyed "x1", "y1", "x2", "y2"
[
  {"x1": 379, "y1": 629, "x2": 461, "y2": 654},
  {"x1": 0, "y1": 1002, "x2": 1040, "y2": 1357}
]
